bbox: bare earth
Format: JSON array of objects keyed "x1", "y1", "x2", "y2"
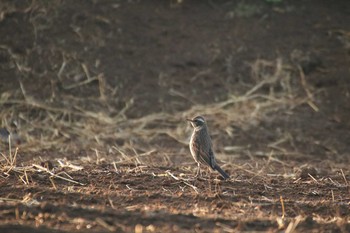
[{"x1": 0, "y1": 0, "x2": 349, "y2": 232}]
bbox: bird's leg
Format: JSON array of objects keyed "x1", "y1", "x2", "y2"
[
  {"x1": 206, "y1": 167, "x2": 211, "y2": 178},
  {"x1": 195, "y1": 164, "x2": 201, "y2": 177}
]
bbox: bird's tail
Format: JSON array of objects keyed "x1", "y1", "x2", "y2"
[{"x1": 214, "y1": 165, "x2": 230, "y2": 180}]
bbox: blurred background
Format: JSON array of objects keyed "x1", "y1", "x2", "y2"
[{"x1": 0, "y1": 0, "x2": 349, "y2": 164}]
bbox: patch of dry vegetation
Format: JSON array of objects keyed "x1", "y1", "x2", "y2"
[{"x1": 0, "y1": 56, "x2": 315, "y2": 153}]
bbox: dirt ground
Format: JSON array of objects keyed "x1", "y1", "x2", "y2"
[{"x1": 0, "y1": 0, "x2": 350, "y2": 232}]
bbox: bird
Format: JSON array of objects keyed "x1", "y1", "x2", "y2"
[{"x1": 187, "y1": 115, "x2": 230, "y2": 180}]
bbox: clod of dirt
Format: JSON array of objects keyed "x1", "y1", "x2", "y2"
[
  {"x1": 40, "y1": 160, "x2": 54, "y2": 170},
  {"x1": 297, "y1": 166, "x2": 318, "y2": 180},
  {"x1": 290, "y1": 49, "x2": 322, "y2": 74},
  {"x1": 301, "y1": 216, "x2": 316, "y2": 228}
]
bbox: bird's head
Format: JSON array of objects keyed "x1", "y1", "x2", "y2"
[{"x1": 187, "y1": 115, "x2": 206, "y2": 129}]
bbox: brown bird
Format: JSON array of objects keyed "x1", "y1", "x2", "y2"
[{"x1": 187, "y1": 116, "x2": 230, "y2": 180}]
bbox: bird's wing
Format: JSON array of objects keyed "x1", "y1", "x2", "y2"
[
  {"x1": 208, "y1": 148, "x2": 216, "y2": 169},
  {"x1": 192, "y1": 134, "x2": 208, "y2": 166},
  {"x1": 194, "y1": 133, "x2": 216, "y2": 170}
]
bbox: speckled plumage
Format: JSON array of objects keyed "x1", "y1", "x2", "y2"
[{"x1": 188, "y1": 116, "x2": 229, "y2": 180}]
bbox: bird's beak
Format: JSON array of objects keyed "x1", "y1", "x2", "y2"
[{"x1": 186, "y1": 118, "x2": 193, "y2": 122}]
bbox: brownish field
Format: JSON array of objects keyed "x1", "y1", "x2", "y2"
[{"x1": 0, "y1": 0, "x2": 349, "y2": 232}]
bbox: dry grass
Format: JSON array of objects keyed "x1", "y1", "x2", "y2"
[
  {"x1": 0, "y1": 140, "x2": 18, "y2": 176},
  {"x1": 0, "y1": 56, "x2": 315, "y2": 155},
  {"x1": 0, "y1": 56, "x2": 320, "y2": 189}
]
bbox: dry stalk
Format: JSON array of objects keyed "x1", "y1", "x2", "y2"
[
  {"x1": 112, "y1": 147, "x2": 156, "y2": 164},
  {"x1": 166, "y1": 171, "x2": 199, "y2": 194},
  {"x1": 339, "y1": 169, "x2": 348, "y2": 186},
  {"x1": 280, "y1": 195, "x2": 285, "y2": 219},
  {"x1": 96, "y1": 217, "x2": 116, "y2": 232},
  {"x1": 32, "y1": 164, "x2": 85, "y2": 186},
  {"x1": 308, "y1": 173, "x2": 319, "y2": 184},
  {"x1": 297, "y1": 65, "x2": 319, "y2": 112},
  {"x1": 285, "y1": 215, "x2": 303, "y2": 233},
  {"x1": 1, "y1": 147, "x2": 19, "y2": 175}
]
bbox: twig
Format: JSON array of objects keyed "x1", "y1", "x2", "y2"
[
  {"x1": 328, "y1": 177, "x2": 343, "y2": 187},
  {"x1": 298, "y1": 65, "x2": 319, "y2": 112},
  {"x1": 168, "y1": 88, "x2": 196, "y2": 104},
  {"x1": 285, "y1": 215, "x2": 303, "y2": 233},
  {"x1": 112, "y1": 148, "x2": 156, "y2": 164},
  {"x1": 0, "y1": 197, "x2": 23, "y2": 203},
  {"x1": 96, "y1": 218, "x2": 116, "y2": 232},
  {"x1": 49, "y1": 176, "x2": 57, "y2": 190},
  {"x1": 280, "y1": 195, "x2": 285, "y2": 219},
  {"x1": 32, "y1": 164, "x2": 85, "y2": 186},
  {"x1": 166, "y1": 171, "x2": 199, "y2": 194},
  {"x1": 340, "y1": 169, "x2": 348, "y2": 186},
  {"x1": 331, "y1": 189, "x2": 335, "y2": 202},
  {"x1": 308, "y1": 173, "x2": 319, "y2": 184},
  {"x1": 57, "y1": 54, "x2": 67, "y2": 80},
  {"x1": 63, "y1": 76, "x2": 98, "y2": 90}
]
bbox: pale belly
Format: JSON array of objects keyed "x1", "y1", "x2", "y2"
[{"x1": 189, "y1": 134, "x2": 199, "y2": 164}]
